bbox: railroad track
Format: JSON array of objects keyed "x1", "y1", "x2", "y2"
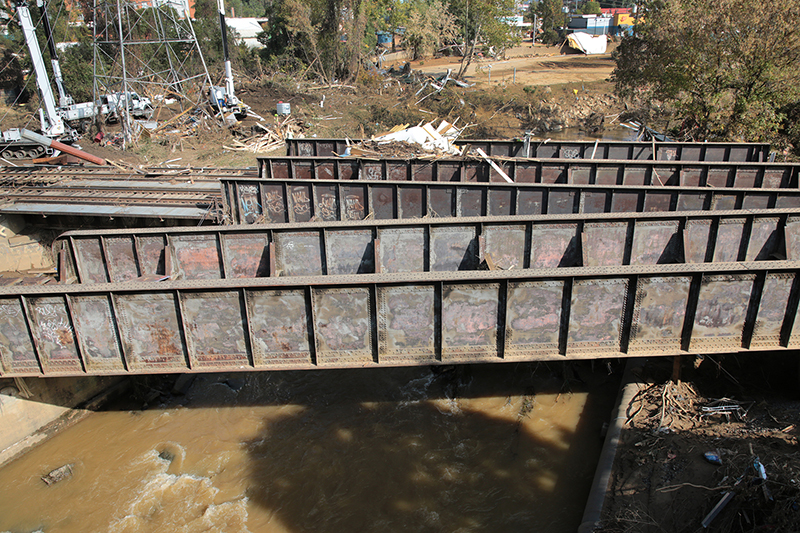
[
  {"x1": 0, "y1": 175, "x2": 224, "y2": 220},
  {"x1": 0, "y1": 165, "x2": 257, "y2": 186}
]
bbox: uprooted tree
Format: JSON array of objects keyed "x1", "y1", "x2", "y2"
[{"x1": 613, "y1": 0, "x2": 800, "y2": 151}]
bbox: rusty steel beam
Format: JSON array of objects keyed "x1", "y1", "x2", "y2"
[
  {"x1": 220, "y1": 177, "x2": 800, "y2": 225},
  {"x1": 52, "y1": 209, "x2": 800, "y2": 284},
  {"x1": 2, "y1": 261, "x2": 800, "y2": 377},
  {"x1": 286, "y1": 138, "x2": 772, "y2": 162},
  {"x1": 255, "y1": 156, "x2": 799, "y2": 188}
]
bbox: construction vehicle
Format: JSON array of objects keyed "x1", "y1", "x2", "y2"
[
  {"x1": 36, "y1": 0, "x2": 96, "y2": 132},
  {"x1": 98, "y1": 91, "x2": 154, "y2": 122},
  {"x1": 208, "y1": 0, "x2": 249, "y2": 120},
  {"x1": 0, "y1": 0, "x2": 95, "y2": 159}
]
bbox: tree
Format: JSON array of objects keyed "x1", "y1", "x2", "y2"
[
  {"x1": 613, "y1": 0, "x2": 800, "y2": 143},
  {"x1": 578, "y1": 1, "x2": 601, "y2": 15},
  {"x1": 531, "y1": 0, "x2": 564, "y2": 45},
  {"x1": 258, "y1": 0, "x2": 371, "y2": 82},
  {"x1": 449, "y1": 0, "x2": 518, "y2": 78},
  {"x1": 403, "y1": 0, "x2": 457, "y2": 60}
]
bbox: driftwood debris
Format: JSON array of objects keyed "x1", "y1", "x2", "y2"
[
  {"x1": 223, "y1": 117, "x2": 303, "y2": 154},
  {"x1": 41, "y1": 464, "x2": 74, "y2": 486}
]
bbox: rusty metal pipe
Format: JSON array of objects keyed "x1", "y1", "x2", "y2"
[{"x1": 20, "y1": 129, "x2": 106, "y2": 166}]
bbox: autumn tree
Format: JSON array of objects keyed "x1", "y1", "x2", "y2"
[{"x1": 613, "y1": 0, "x2": 800, "y2": 145}]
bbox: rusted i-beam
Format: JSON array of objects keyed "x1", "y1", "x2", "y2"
[
  {"x1": 52, "y1": 209, "x2": 800, "y2": 283},
  {"x1": 255, "y1": 156, "x2": 798, "y2": 187},
  {"x1": 286, "y1": 138, "x2": 772, "y2": 162},
  {"x1": 1, "y1": 261, "x2": 799, "y2": 377},
  {"x1": 220, "y1": 177, "x2": 800, "y2": 225}
]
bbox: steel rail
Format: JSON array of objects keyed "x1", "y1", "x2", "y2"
[
  {"x1": 0, "y1": 165, "x2": 256, "y2": 185},
  {"x1": 255, "y1": 156, "x2": 800, "y2": 188},
  {"x1": 220, "y1": 177, "x2": 800, "y2": 225},
  {"x1": 0, "y1": 177, "x2": 223, "y2": 220},
  {"x1": 286, "y1": 138, "x2": 772, "y2": 162},
  {"x1": 52, "y1": 209, "x2": 800, "y2": 284},
  {"x1": 1, "y1": 261, "x2": 799, "y2": 377}
]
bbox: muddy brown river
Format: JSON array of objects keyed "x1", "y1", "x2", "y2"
[{"x1": 0, "y1": 363, "x2": 619, "y2": 532}]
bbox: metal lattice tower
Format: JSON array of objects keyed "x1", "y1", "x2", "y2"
[{"x1": 92, "y1": 0, "x2": 213, "y2": 144}]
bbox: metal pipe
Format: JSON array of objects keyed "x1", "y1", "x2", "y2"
[{"x1": 20, "y1": 129, "x2": 106, "y2": 166}]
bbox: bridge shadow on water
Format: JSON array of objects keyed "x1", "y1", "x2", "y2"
[{"x1": 225, "y1": 362, "x2": 621, "y2": 533}]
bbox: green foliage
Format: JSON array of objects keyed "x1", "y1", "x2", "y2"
[
  {"x1": 60, "y1": 37, "x2": 94, "y2": 102},
  {"x1": 578, "y1": 1, "x2": 602, "y2": 15},
  {"x1": 613, "y1": 0, "x2": 800, "y2": 143},
  {"x1": 532, "y1": 0, "x2": 565, "y2": 44},
  {"x1": 403, "y1": 0, "x2": 457, "y2": 60}
]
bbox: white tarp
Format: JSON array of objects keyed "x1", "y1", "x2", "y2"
[{"x1": 566, "y1": 32, "x2": 608, "y2": 55}]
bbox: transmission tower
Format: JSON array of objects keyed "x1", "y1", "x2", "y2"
[{"x1": 92, "y1": 0, "x2": 213, "y2": 146}]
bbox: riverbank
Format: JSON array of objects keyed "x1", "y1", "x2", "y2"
[{"x1": 598, "y1": 354, "x2": 800, "y2": 532}]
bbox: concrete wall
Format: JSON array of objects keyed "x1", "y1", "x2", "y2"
[
  {"x1": 0, "y1": 376, "x2": 124, "y2": 467},
  {"x1": 0, "y1": 214, "x2": 54, "y2": 272}
]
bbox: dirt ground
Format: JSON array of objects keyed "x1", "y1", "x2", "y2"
[
  {"x1": 399, "y1": 41, "x2": 618, "y2": 88},
  {"x1": 601, "y1": 355, "x2": 800, "y2": 533}
]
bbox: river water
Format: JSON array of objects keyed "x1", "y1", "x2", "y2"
[{"x1": 0, "y1": 363, "x2": 620, "y2": 533}]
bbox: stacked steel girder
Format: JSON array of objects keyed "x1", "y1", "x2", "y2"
[
  {"x1": 286, "y1": 138, "x2": 772, "y2": 161},
  {"x1": 3, "y1": 143, "x2": 800, "y2": 377}
]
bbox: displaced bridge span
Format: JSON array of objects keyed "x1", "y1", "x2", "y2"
[
  {"x1": 1, "y1": 262, "x2": 799, "y2": 377},
  {"x1": 285, "y1": 138, "x2": 772, "y2": 162},
  {"x1": 53, "y1": 209, "x2": 800, "y2": 282}
]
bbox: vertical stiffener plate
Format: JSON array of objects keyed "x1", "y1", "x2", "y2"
[{"x1": 567, "y1": 278, "x2": 627, "y2": 357}]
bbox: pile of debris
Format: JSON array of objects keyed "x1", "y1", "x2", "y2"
[
  {"x1": 223, "y1": 116, "x2": 305, "y2": 154},
  {"x1": 343, "y1": 119, "x2": 467, "y2": 158}
]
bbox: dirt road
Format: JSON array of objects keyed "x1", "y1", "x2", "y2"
[{"x1": 391, "y1": 42, "x2": 617, "y2": 88}]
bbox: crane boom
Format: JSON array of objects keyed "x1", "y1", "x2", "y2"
[
  {"x1": 37, "y1": 0, "x2": 71, "y2": 107},
  {"x1": 209, "y1": 0, "x2": 249, "y2": 119},
  {"x1": 16, "y1": 1, "x2": 65, "y2": 137}
]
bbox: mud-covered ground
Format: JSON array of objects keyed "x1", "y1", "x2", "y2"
[
  {"x1": 601, "y1": 355, "x2": 800, "y2": 533},
  {"x1": 0, "y1": 41, "x2": 621, "y2": 168}
]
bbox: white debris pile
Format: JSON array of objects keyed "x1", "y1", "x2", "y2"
[{"x1": 370, "y1": 120, "x2": 465, "y2": 156}]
